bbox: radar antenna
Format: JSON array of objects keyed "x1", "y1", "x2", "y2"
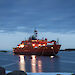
[{"x1": 34, "y1": 29, "x2": 37, "y2": 39}]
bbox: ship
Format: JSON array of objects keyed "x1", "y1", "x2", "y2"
[{"x1": 13, "y1": 30, "x2": 61, "y2": 56}]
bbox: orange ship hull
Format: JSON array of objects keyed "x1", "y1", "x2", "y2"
[{"x1": 13, "y1": 45, "x2": 61, "y2": 56}]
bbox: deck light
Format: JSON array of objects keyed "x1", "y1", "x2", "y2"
[
  {"x1": 20, "y1": 44, "x2": 24, "y2": 48},
  {"x1": 50, "y1": 56, "x2": 54, "y2": 58},
  {"x1": 51, "y1": 47, "x2": 53, "y2": 49},
  {"x1": 43, "y1": 44, "x2": 45, "y2": 46},
  {"x1": 38, "y1": 44, "x2": 41, "y2": 46},
  {"x1": 32, "y1": 44, "x2": 35, "y2": 46}
]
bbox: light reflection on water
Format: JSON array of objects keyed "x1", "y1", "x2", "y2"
[
  {"x1": 19, "y1": 55, "x2": 56, "y2": 72},
  {"x1": 31, "y1": 55, "x2": 37, "y2": 72},
  {"x1": 37, "y1": 59, "x2": 42, "y2": 72},
  {"x1": 19, "y1": 55, "x2": 26, "y2": 72},
  {"x1": 19, "y1": 55, "x2": 42, "y2": 72},
  {"x1": 31, "y1": 55, "x2": 42, "y2": 72}
]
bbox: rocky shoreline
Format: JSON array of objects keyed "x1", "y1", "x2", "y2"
[{"x1": 0, "y1": 67, "x2": 27, "y2": 75}]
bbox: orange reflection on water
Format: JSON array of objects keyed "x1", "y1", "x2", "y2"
[
  {"x1": 31, "y1": 55, "x2": 36, "y2": 73},
  {"x1": 19, "y1": 55, "x2": 26, "y2": 72},
  {"x1": 31, "y1": 55, "x2": 42, "y2": 72},
  {"x1": 38, "y1": 60, "x2": 42, "y2": 72}
]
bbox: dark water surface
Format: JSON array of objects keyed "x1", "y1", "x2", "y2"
[{"x1": 0, "y1": 51, "x2": 75, "y2": 73}]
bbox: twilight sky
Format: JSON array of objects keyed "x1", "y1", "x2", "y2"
[{"x1": 0, "y1": 0, "x2": 75, "y2": 50}]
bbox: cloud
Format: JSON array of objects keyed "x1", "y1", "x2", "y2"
[
  {"x1": 0, "y1": 29, "x2": 5, "y2": 33},
  {"x1": 0, "y1": 0, "x2": 75, "y2": 34}
]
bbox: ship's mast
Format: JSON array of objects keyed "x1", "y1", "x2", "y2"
[
  {"x1": 34, "y1": 29, "x2": 37, "y2": 39},
  {"x1": 56, "y1": 38, "x2": 59, "y2": 45}
]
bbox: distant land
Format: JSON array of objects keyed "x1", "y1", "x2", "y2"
[
  {"x1": 60, "y1": 49, "x2": 75, "y2": 51},
  {"x1": 0, "y1": 50, "x2": 9, "y2": 52}
]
